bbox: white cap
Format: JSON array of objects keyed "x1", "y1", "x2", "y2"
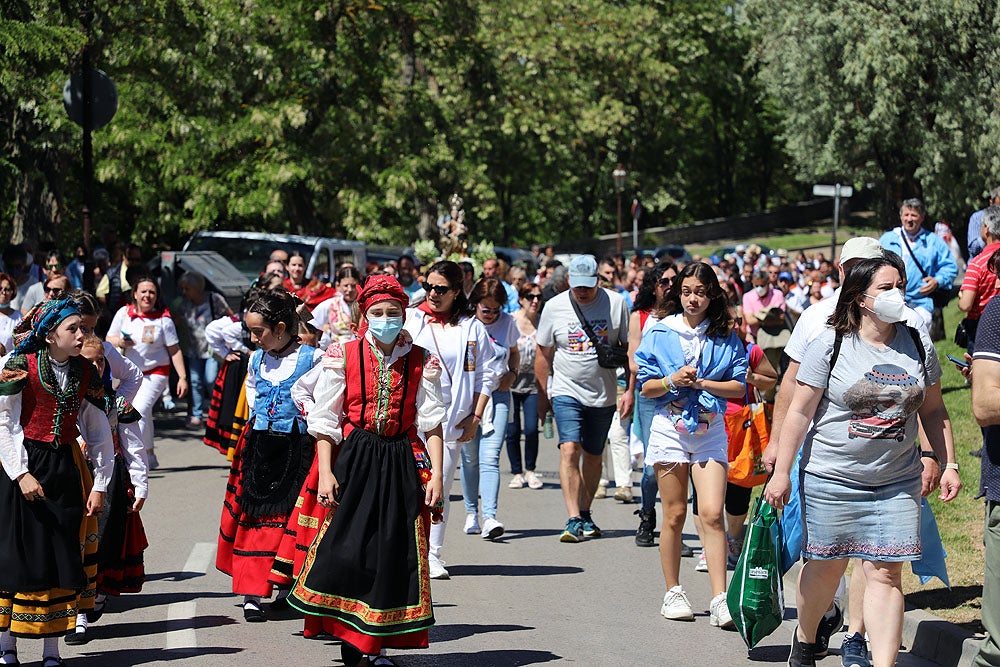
[{"x1": 839, "y1": 237, "x2": 883, "y2": 264}]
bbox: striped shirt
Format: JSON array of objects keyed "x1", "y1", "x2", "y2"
[{"x1": 960, "y1": 241, "x2": 1000, "y2": 320}]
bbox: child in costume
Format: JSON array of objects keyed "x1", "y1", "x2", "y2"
[
  {"x1": 0, "y1": 298, "x2": 114, "y2": 666},
  {"x1": 287, "y1": 275, "x2": 445, "y2": 667}
]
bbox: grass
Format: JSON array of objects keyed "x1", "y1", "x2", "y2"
[{"x1": 686, "y1": 224, "x2": 885, "y2": 259}]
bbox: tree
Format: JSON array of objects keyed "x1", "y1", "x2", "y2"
[{"x1": 744, "y1": 0, "x2": 1000, "y2": 226}]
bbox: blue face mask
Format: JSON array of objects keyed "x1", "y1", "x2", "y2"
[{"x1": 367, "y1": 316, "x2": 404, "y2": 344}]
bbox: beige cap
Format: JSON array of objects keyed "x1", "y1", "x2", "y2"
[{"x1": 839, "y1": 236, "x2": 883, "y2": 264}]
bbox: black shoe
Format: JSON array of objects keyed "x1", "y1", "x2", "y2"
[
  {"x1": 788, "y1": 626, "x2": 817, "y2": 667},
  {"x1": 64, "y1": 626, "x2": 89, "y2": 646},
  {"x1": 270, "y1": 594, "x2": 290, "y2": 611},
  {"x1": 681, "y1": 542, "x2": 695, "y2": 558},
  {"x1": 42, "y1": 658, "x2": 66, "y2": 667},
  {"x1": 86, "y1": 596, "x2": 107, "y2": 623},
  {"x1": 243, "y1": 602, "x2": 267, "y2": 623},
  {"x1": 814, "y1": 602, "x2": 843, "y2": 657},
  {"x1": 634, "y1": 508, "x2": 656, "y2": 547}
]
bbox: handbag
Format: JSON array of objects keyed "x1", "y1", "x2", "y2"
[
  {"x1": 725, "y1": 386, "x2": 772, "y2": 488},
  {"x1": 727, "y1": 494, "x2": 785, "y2": 650},
  {"x1": 954, "y1": 319, "x2": 969, "y2": 348},
  {"x1": 569, "y1": 297, "x2": 629, "y2": 369}
]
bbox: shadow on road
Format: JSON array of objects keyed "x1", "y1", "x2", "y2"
[
  {"x1": 92, "y1": 614, "x2": 238, "y2": 639},
  {"x1": 444, "y1": 564, "x2": 582, "y2": 577},
  {"x1": 68, "y1": 646, "x2": 242, "y2": 665},
  {"x1": 747, "y1": 642, "x2": 790, "y2": 662},
  {"x1": 431, "y1": 622, "x2": 533, "y2": 643},
  {"x1": 401, "y1": 649, "x2": 561, "y2": 666}
]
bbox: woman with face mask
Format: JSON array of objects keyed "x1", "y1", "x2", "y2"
[
  {"x1": 0, "y1": 273, "x2": 23, "y2": 357},
  {"x1": 280, "y1": 276, "x2": 445, "y2": 667},
  {"x1": 764, "y1": 256, "x2": 961, "y2": 667}
]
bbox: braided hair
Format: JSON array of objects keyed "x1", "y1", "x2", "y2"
[{"x1": 246, "y1": 288, "x2": 300, "y2": 342}]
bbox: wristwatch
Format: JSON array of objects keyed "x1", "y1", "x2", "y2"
[
  {"x1": 919, "y1": 451, "x2": 938, "y2": 462},
  {"x1": 944, "y1": 462, "x2": 960, "y2": 471}
]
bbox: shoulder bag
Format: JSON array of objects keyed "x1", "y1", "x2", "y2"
[{"x1": 569, "y1": 297, "x2": 629, "y2": 369}]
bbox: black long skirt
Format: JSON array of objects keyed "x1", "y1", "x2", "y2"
[
  {"x1": 0, "y1": 439, "x2": 86, "y2": 592},
  {"x1": 290, "y1": 428, "x2": 433, "y2": 641}
]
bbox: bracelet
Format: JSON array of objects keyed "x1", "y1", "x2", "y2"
[
  {"x1": 919, "y1": 451, "x2": 939, "y2": 462},
  {"x1": 660, "y1": 376, "x2": 676, "y2": 392},
  {"x1": 944, "y1": 462, "x2": 960, "y2": 471},
  {"x1": 472, "y1": 414, "x2": 482, "y2": 422}
]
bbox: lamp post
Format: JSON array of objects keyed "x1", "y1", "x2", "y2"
[{"x1": 612, "y1": 164, "x2": 627, "y2": 255}]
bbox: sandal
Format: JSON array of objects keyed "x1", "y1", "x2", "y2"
[{"x1": 0, "y1": 649, "x2": 17, "y2": 666}]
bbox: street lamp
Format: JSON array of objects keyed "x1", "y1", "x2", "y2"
[{"x1": 612, "y1": 164, "x2": 627, "y2": 255}]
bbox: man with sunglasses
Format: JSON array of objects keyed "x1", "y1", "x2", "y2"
[
  {"x1": 536, "y1": 254, "x2": 632, "y2": 543},
  {"x1": 19, "y1": 251, "x2": 65, "y2": 316}
]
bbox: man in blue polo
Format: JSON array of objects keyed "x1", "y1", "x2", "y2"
[
  {"x1": 879, "y1": 198, "x2": 957, "y2": 331},
  {"x1": 536, "y1": 255, "x2": 631, "y2": 542}
]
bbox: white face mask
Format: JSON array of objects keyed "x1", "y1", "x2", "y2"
[
  {"x1": 754, "y1": 285, "x2": 769, "y2": 297},
  {"x1": 864, "y1": 289, "x2": 906, "y2": 324}
]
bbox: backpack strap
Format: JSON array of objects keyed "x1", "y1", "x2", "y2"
[{"x1": 829, "y1": 330, "x2": 844, "y2": 375}]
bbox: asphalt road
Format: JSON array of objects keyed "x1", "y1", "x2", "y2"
[{"x1": 49, "y1": 413, "x2": 939, "y2": 666}]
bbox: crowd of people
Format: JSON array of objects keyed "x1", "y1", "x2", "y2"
[{"x1": 0, "y1": 193, "x2": 999, "y2": 666}]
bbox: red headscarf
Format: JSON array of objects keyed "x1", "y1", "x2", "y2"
[{"x1": 357, "y1": 275, "x2": 407, "y2": 314}]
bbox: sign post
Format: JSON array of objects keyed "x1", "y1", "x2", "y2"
[{"x1": 813, "y1": 184, "x2": 854, "y2": 260}]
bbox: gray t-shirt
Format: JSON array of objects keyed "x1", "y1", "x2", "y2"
[
  {"x1": 797, "y1": 324, "x2": 942, "y2": 486},
  {"x1": 536, "y1": 288, "x2": 628, "y2": 408}
]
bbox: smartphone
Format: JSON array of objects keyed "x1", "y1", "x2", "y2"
[
  {"x1": 946, "y1": 354, "x2": 969, "y2": 369},
  {"x1": 122, "y1": 332, "x2": 132, "y2": 342}
]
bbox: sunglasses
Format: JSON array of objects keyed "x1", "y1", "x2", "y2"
[
  {"x1": 46, "y1": 263, "x2": 63, "y2": 270},
  {"x1": 421, "y1": 282, "x2": 454, "y2": 296},
  {"x1": 523, "y1": 293, "x2": 542, "y2": 301},
  {"x1": 45, "y1": 286, "x2": 64, "y2": 296},
  {"x1": 478, "y1": 306, "x2": 501, "y2": 315},
  {"x1": 658, "y1": 277, "x2": 674, "y2": 286}
]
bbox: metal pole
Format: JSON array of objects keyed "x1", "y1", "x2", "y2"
[
  {"x1": 81, "y1": 4, "x2": 94, "y2": 254},
  {"x1": 616, "y1": 189, "x2": 623, "y2": 255},
  {"x1": 831, "y1": 183, "x2": 840, "y2": 260},
  {"x1": 632, "y1": 214, "x2": 638, "y2": 251}
]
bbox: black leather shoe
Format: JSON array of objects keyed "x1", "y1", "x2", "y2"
[
  {"x1": 64, "y1": 627, "x2": 90, "y2": 645},
  {"x1": 243, "y1": 603, "x2": 267, "y2": 623},
  {"x1": 86, "y1": 596, "x2": 107, "y2": 623}
]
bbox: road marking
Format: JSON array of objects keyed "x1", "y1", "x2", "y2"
[
  {"x1": 165, "y1": 600, "x2": 197, "y2": 650},
  {"x1": 181, "y1": 542, "x2": 216, "y2": 575}
]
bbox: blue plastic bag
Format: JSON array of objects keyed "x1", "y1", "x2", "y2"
[{"x1": 779, "y1": 452, "x2": 802, "y2": 574}]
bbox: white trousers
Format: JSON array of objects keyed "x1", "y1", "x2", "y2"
[
  {"x1": 429, "y1": 439, "x2": 462, "y2": 563},
  {"x1": 602, "y1": 410, "x2": 633, "y2": 488},
  {"x1": 132, "y1": 374, "x2": 167, "y2": 453}
]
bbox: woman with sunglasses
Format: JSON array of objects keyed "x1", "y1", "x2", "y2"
[
  {"x1": 461, "y1": 279, "x2": 520, "y2": 540},
  {"x1": 19, "y1": 252, "x2": 66, "y2": 316},
  {"x1": 506, "y1": 285, "x2": 544, "y2": 490},
  {"x1": 404, "y1": 261, "x2": 503, "y2": 580},
  {"x1": 628, "y1": 261, "x2": 678, "y2": 547},
  {"x1": 0, "y1": 273, "x2": 22, "y2": 357}
]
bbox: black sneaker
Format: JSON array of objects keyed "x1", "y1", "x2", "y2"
[
  {"x1": 634, "y1": 508, "x2": 656, "y2": 547},
  {"x1": 814, "y1": 602, "x2": 843, "y2": 657},
  {"x1": 788, "y1": 626, "x2": 817, "y2": 667},
  {"x1": 840, "y1": 632, "x2": 871, "y2": 667},
  {"x1": 681, "y1": 542, "x2": 695, "y2": 558}
]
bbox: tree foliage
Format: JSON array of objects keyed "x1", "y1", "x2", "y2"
[
  {"x1": 745, "y1": 0, "x2": 1000, "y2": 226},
  {"x1": 5, "y1": 0, "x2": 798, "y2": 251}
]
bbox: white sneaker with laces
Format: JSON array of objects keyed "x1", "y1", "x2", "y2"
[
  {"x1": 660, "y1": 585, "x2": 694, "y2": 621},
  {"x1": 710, "y1": 592, "x2": 735, "y2": 629},
  {"x1": 481, "y1": 517, "x2": 505, "y2": 540},
  {"x1": 464, "y1": 514, "x2": 480, "y2": 534},
  {"x1": 428, "y1": 556, "x2": 449, "y2": 580},
  {"x1": 695, "y1": 553, "x2": 708, "y2": 572}
]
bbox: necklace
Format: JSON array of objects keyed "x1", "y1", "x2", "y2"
[{"x1": 268, "y1": 336, "x2": 296, "y2": 358}]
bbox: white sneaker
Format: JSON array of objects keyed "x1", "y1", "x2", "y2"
[
  {"x1": 710, "y1": 592, "x2": 735, "y2": 629},
  {"x1": 463, "y1": 514, "x2": 480, "y2": 534},
  {"x1": 695, "y1": 553, "x2": 708, "y2": 572},
  {"x1": 525, "y1": 471, "x2": 543, "y2": 489},
  {"x1": 481, "y1": 517, "x2": 505, "y2": 540},
  {"x1": 428, "y1": 557, "x2": 449, "y2": 580},
  {"x1": 660, "y1": 585, "x2": 694, "y2": 621}
]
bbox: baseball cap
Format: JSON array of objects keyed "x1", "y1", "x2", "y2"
[
  {"x1": 839, "y1": 236, "x2": 883, "y2": 264},
  {"x1": 568, "y1": 254, "x2": 599, "y2": 288},
  {"x1": 778, "y1": 271, "x2": 793, "y2": 281}
]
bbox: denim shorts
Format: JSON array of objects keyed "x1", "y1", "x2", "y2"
[{"x1": 550, "y1": 395, "x2": 616, "y2": 456}]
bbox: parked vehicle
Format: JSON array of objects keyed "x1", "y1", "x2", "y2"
[
  {"x1": 149, "y1": 250, "x2": 250, "y2": 312},
  {"x1": 715, "y1": 243, "x2": 776, "y2": 259},
  {"x1": 183, "y1": 231, "x2": 367, "y2": 283},
  {"x1": 648, "y1": 244, "x2": 693, "y2": 265}
]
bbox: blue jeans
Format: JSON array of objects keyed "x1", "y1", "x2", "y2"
[
  {"x1": 635, "y1": 391, "x2": 659, "y2": 513},
  {"x1": 506, "y1": 392, "x2": 539, "y2": 474},
  {"x1": 462, "y1": 391, "x2": 510, "y2": 518},
  {"x1": 187, "y1": 355, "x2": 219, "y2": 419}
]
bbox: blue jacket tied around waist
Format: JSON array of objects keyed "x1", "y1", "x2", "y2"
[{"x1": 634, "y1": 324, "x2": 747, "y2": 434}]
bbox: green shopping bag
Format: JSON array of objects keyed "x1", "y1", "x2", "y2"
[{"x1": 727, "y1": 495, "x2": 785, "y2": 649}]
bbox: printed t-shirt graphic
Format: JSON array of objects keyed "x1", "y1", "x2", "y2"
[{"x1": 843, "y1": 363, "x2": 922, "y2": 441}]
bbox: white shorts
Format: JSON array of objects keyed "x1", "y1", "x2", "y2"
[{"x1": 645, "y1": 408, "x2": 728, "y2": 467}]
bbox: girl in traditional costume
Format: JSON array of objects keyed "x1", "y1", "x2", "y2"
[
  {"x1": 0, "y1": 298, "x2": 113, "y2": 667},
  {"x1": 216, "y1": 289, "x2": 321, "y2": 622},
  {"x1": 287, "y1": 276, "x2": 445, "y2": 667}
]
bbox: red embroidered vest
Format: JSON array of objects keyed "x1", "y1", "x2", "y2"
[
  {"x1": 21, "y1": 355, "x2": 90, "y2": 445},
  {"x1": 341, "y1": 339, "x2": 424, "y2": 441}
]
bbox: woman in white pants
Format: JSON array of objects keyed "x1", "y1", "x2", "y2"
[
  {"x1": 107, "y1": 277, "x2": 187, "y2": 469},
  {"x1": 404, "y1": 261, "x2": 502, "y2": 580}
]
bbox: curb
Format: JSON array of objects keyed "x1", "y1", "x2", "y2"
[
  {"x1": 785, "y1": 562, "x2": 984, "y2": 666},
  {"x1": 902, "y1": 606, "x2": 982, "y2": 667}
]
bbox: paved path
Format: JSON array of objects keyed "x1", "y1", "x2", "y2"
[{"x1": 49, "y1": 414, "x2": 940, "y2": 666}]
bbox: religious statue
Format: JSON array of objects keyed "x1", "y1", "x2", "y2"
[{"x1": 437, "y1": 193, "x2": 468, "y2": 258}]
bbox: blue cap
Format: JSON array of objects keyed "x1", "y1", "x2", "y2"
[
  {"x1": 709, "y1": 254, "x2": 720, "y2": 264},
  {"x1": 568, "y1": 255, "x2": 599, "y2": 288},
  {"x1": 778, "y1": 271, "x2": 793, "y2": 282}
]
